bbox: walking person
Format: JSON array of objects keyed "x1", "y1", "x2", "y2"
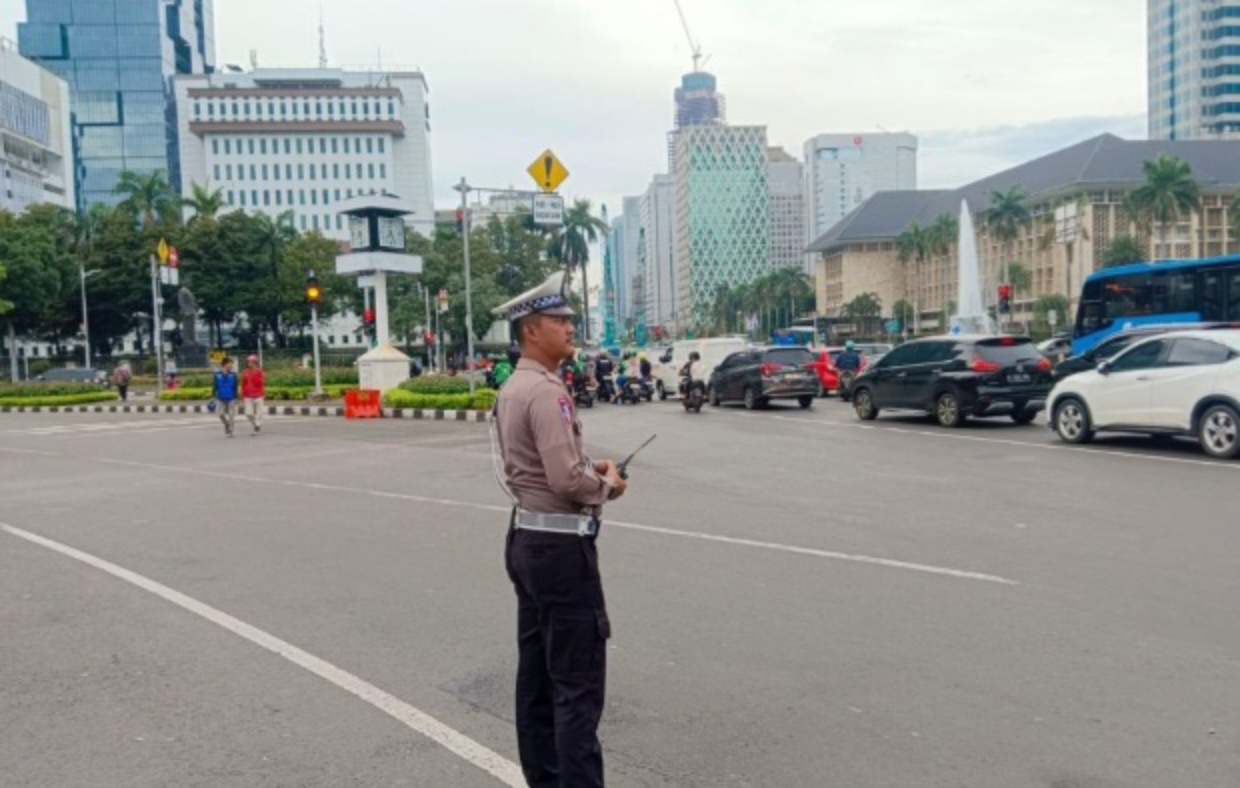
[
  {"x1": 211, "y1": 357, "x2": 240, "y2": 437},
  {"x1": 241, "y1": 354, "x2": 265, "y2": 435},
  {"x1": 111, "y1": 361, "x2": 132, "y2": 402},
  {"x1": 492, "y1": 272, "x2": 628, "y2": 787}
]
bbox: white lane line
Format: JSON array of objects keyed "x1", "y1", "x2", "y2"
[
  {"x1": 84, "y1": 456, "x2": 1014, "y2": 585},
  {"x1": 743, "y1": 412, "x2": 1240, "y2": 472},
  {"x1": 0, "y1": 446, "x2": 56, "y2": 456},
  {"x1": 0, "y1": 521, "x2": 525, "y2": 787}
]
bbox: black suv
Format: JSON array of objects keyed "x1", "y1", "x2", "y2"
[
  {"x1": 850, "y1": 336, "x2": 1052, "y2": 427},
  {"x1": 708, "y1": 346, "x2": 818, "y2": 410},
  {"x1": 1053, "y1": 323, "x2": 1234, "y2": 381}
]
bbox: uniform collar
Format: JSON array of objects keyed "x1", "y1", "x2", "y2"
[{"x1": 516, "y1": 357, "x2": 559, "y2": 376}]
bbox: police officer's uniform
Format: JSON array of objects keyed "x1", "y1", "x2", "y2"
[{"x1": 492, "y1": 273, "x2": 615, "y2": 788}]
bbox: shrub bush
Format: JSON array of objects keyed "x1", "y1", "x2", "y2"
[
  {"x1": 383, "y1": 389, "x2": 495, "y2": 410},
  {"x1": 178, "y1": 367, "x2": 358, "y2": 389},
  {"x1": 0, "y1": 391, "x2": 119, "y2": 407},
  {"x1": 0, "y1": 383, "x2": 108, "y2": 397},
  {"x1": 158, "y1": 385, "x2": 352, "y2": 402},
  {"x1": 398, "y1": 375, "x2": 471, "y2": 395}
]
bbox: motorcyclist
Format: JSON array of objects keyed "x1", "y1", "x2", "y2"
[
  {"x1": 679, "y1": 351, "x2": 704, "y2": 395},
  {"x1": 835, "y1": 341, "x2": 862, "y2": 374},
  {"x1": 639, "y1": 354, "x2": 652, "y2": 380}
]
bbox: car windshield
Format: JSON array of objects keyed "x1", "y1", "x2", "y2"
[
  {"x1": 765, "y1": 348, "x2": 812, "y2": 367},
  {"x1": 974, "y1": 339, "x2": 1042, "y2": 365}
]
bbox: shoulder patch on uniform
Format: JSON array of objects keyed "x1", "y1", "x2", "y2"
[{"x1": 557, "y1": 395, "x2": 573, "y2": 426}]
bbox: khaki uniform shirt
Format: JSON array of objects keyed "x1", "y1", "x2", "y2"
[{"x1": 497, "y1": 358, "x2": 612, "y2": 515}]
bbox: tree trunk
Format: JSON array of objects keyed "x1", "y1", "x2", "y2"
[
  {"x1": 580, "y1": 259, "x2": 591, "y2": 345},
  {"x1": 8, "y1": 321, "x2": 17, "y2": 383}
]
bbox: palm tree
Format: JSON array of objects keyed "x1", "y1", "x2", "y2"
[
  {"x1": 1006, "y1": 262, "x2": 1033, "y2": 295},
  {"x1": 896, "y1": 222, "x2": 931, "y2": 334},
  {"x1": 253, "y1": 211, "x2": 297, "y2": 344},
  {"x1": 1125, "y1": 155, "x2": 1201, "y2": 258},
  {"x1": 1099, "y1": 234, "x2": 1146, "y2": 268},
  {"x1": 548, "y1": 199, "x2": 608, "y2": 343},
  {"x1": 983, "y1": 186, "x2": 1032, "y2": 294},
  {"x1": 114, "y1": 169, "x2": 175, "y2": 231},
  {"x1": 182, "y1": 182, "x2": 226, "y2": 224}
]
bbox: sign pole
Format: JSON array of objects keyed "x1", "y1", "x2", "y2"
[
  {"x1": 79, "y1": 262, "x2": 92, "y2": 369},
  {"x1": 149, "y1": 253, "x2": 163, "y2": 395},
  {"x1": 455, "y1": 178, "x2": 476, "y2": 394},
  {"x1": 310, "y1": 303, "x2": 323, "y2": 396}
]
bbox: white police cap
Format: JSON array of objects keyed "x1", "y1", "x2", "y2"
[{"x1": 492, "y1": 270, "x2": 575, "y2": 321}]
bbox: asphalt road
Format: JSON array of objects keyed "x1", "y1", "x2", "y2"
[{"x1": 1, "y1": 398, "x2": 1238, "y2": 787}]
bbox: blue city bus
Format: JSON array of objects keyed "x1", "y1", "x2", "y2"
[{"x1": 1073, "y1": 254, "x2": 1240, "y2": 354}]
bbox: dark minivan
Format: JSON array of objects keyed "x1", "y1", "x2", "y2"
[
  {"x1": 708, "y1": 346, "x2": 817, "y2": 410},
  {"x1": 850, "y1": 335, "x2": 1052, "y2": 427}
]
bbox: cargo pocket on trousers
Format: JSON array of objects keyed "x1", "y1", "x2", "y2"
[{"x1": 549, "y1": 611, "x2": 608, "y2": 678}]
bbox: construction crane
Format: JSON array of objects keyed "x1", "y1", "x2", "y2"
[{"x1": 673, "y1": 0, "x2": 708, "y2": 72}]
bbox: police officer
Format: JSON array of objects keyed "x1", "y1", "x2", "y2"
[{"x1": 492, "y1": 272, "x2": 628, "y2": 787}]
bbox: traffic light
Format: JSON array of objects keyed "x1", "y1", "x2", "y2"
[
  {"x1": 363, "y1": 308, "x2": 376, "y2": 339},
  {"x1": 306, "y1": 272, "x2": 322, "y2": 307},
  {"x1": 998, "y1": 284, "x2": 1012, "y2": 314}
]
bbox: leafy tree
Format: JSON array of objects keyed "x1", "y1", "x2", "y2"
[
  {"x1": 182, "y1": 182, "x2": 227, "y2": 224},
  {"x1": 548, "y1": 199, "x2": 607, "y2": 342},
  {"x1": 842, "y1": 291, "x2": 882, "y2": 337},
  {"x1": 1033, "y1": 293, "x2": 1071, "y2": 335},
  {"x1": 891, "y1": 299, "x2": 915, "y2": 333},
  {"x1": 114, "y1": 170, "x2": 176, "y2": 232},
  {"x1": 0, "y1": 210, "x2": 76, "y2": 380},
  {"x1": 1007, "y1": 261, "x2": 1033, "y2": 295},
  {"x1": 983, "y1": 185, "x2": 1032, "y2": 291},
  {"x1": 1099, "y1": 234, "x2": 1146, "y2": 268},
  {"x1": 1125, "y1": 155, "x2": 1201, "y2": 257},
  {"x1": 279, "y1": 232, "x2": 351, "y2": 337},
  {"x1": 896, "y1": 221, "x2": 931, "y2": 332}
]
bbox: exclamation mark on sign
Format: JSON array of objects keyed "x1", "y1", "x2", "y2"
[{"x1": 544, "y1": 155, "x2": 554, "y2": 188}]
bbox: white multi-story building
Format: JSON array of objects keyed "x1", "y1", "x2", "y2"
[
  {"x1": 0, "y1": 38, "x2": 73, "y2": 213},
  {"x1": 640, "y1": 174, "x2": 676, "y2": 331},
  {"x1": 803, "y1": 132, "x2": 916, "y2": 249},
  {"x1": 767, "y1": 146, "x2": 805, "y2": 272},
  {"x1": 173, "y1": 68, "x2": 434, "y2": 238},
  {"x1": 1149, "y1": 0, "x2": 1240, "y2": 139}
]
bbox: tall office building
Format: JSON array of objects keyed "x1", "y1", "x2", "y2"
[
  {"x1": 640, "y1": 174, "x2": 676, "y2": 331},
  {"x1": 0, "y1": 38, "x2": 74, "y2": 212},
  {"x1": 173, "y1": 68, "x2": 435, "y2": 239},
  {"x1": 1149, "y1": 0, "x2": 1240, "y2": 139},
  {"x1": 674, "y1": 125, "x2": 769, "y2": 327},
  {"x1": 667, "y1": 70, "x2": 725, "y2": 170},
  {"x1": 18, "y1": 0, "x2": 215, "y2": 209},
  {"x1": 766, "y1": 146, "x2": 805, "y2": 272},
  {"x1": 803, "y1": 133, "x2": 917, "y2": 249}
]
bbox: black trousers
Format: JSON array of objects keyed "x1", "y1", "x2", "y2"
[{"x1": 505, "y1": 525, "x2": 610, "y2": 788}]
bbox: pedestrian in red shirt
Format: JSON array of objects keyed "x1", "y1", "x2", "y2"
[{"x1": 241, "y1": 354, "x2": 266, "y2": 435}]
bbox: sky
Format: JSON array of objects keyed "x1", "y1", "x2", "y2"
[{"x1": 0, "y1": 0, "x2": 1148, "y2": 221}]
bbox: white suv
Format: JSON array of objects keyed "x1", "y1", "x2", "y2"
[{"x1": 1048, "y1": 330, "x2": 1240, "y2": 458}]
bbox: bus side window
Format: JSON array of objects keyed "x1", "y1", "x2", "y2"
[
  {"x1": 1229, "y1": 269, "x2": 1240, "y2": 321},
  {"x1": 1201, "y1": 271, "x2": 1225, "y2": 321}
]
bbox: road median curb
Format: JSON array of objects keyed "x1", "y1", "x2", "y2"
[{"x1": 0, "y1": 403, "x2": 491, "y2": 423}]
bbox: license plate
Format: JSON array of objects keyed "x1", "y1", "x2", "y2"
[{"x1": 1007, "y1": 373, "x2": 1031, "y2": 384}]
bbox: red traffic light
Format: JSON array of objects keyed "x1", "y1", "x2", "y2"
[
  {"x1": 998, "y1": 284, "x2": 1012, "y2": 299},
  {"x1": 363, "y1": 308, "x2": 375, "y2": 324}
]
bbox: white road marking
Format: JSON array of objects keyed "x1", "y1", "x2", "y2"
[
  {"x1": 0, "y1": 521, "x2": 526, "y2": 787},
  {"x1": 78, "y1": 456, "x2": 1013, "y2": 584},
  {"x1": 0, "y1": 446, "x2": 56, "y2": 456}
]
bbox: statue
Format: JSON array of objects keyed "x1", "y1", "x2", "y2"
[{"x1": 176, "y1": 284, "x2": 208, "y2": 368}]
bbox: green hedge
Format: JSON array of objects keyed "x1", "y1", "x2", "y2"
[
  {"x1": 383, "y1": 389, "x2": 496, "y2": 410},
  {"x1": 177, "y1": 368, "x2": 358, "y2": 389},
  {"x1": 158, "y1": 385, "x2": 352, "y2": 401},
  {"x1": 398, "y1": 375, "x2": 472, "y2": 395},
  {"x1": 0, "y1": 383, "x2": 109, "y2": 397},
  {"x1": 0, "y1": 391, "x2": 119, "y2": 407}
]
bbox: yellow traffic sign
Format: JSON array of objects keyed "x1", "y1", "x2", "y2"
[
  {"x1": 527, "y1": 149, "x2": 569, "y2": 193},
  {"x1": 157, "y1": 238, "x2": 169, "y2": 264}
]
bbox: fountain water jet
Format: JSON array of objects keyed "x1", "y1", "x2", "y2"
[{"x1": 951, "y1": 199, "x2": 996, "y2": 335}]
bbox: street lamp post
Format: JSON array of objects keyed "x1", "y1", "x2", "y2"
[
  {"x1": 148, "y1": 254, "x2": 164, "y2": 394},
  {"x1": 454, "y1": 178, "x2": 477, "y2": 394},
  {"x1": 79, "y1": 264, "x2": 100, "y2": 369}
]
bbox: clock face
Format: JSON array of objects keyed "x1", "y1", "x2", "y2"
[
  {"x1": 349, "y1": 217, "x2": 369, "y2": 250},
  {"x1": 378, "y1": 217, "x2": 405, "y2": 250}
]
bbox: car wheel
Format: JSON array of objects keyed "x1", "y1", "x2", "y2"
[
  {"x1": 798, "y1": 395, "x2": 813, "y2": 410},
  {"x1": 657, "y1": 381, "x2": 667, "y2": 401},
  {"x1": 853, "y1": 388, "x2": 878, "y2": 421},
  {"x1": 1010, "y1": 409, "x2": 1037, "y2": 425},
  {"x1": 1053, "y1": 397, "x2": 1094, "y2": 445},
  {"x1": 708, "y1": 386, "x2": 721, "y2": 407},
  {"x1": 935, "y1": 391, "x2": 965, "y2": 428},
  {"x1": 1198, "y1": 404, "x2": 1240, "y2": 459},
  {"x1": 743, "y1": 386, "x2": 758, "y2": 411}
]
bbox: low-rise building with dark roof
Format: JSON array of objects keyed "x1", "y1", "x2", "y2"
[{"x1": 806, "y1": 134, "x2": 1240, "y2": 331}]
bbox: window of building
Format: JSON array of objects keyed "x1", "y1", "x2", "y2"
[
  {"x1": 356, "y1": 136, "x2": 362, "y2": 151},
  {"x1": 327, "y1": 100, "x2": 334, "y2": 118},
  {"x1": 281, "y1": 100, "x2": 288, "y2": 118},
  {"x1": 320, "y1": 163, "x2": 327, "y2": 178},
  {"x1": 388, "y1": 101, "x2": 395, "y2": 117},
  {"x1": 368, "y1": 163, "x2": 375, "y2": 179},
  {"x1": 344, "y1": 138, "x2": 351, "y2": 154},
  {"x1": 260, "y1": 139, "x2": 267, "y2": 155},
  {"x1": 252, "y1": 190, "x2": 258, "y2": 205},
  {"x1": 275, "y1": 191, "x2": 282, "y2": 206},
  {"x1": 207, "y1": 102, "x2": 214, "y2": 118},
  {"x1": 194, "y1": 102, "x2": 201, "y2": 119},
  {"x1": 250, "y1": 165, "x2": 256, "y2": 180},
  {"x1": 212, "y1": 139, "x2": 219, "y2": 155},
  {"x1": 226, "y1": 164, "x2": 233, "y2": 179},
  {"x1": 309, "y1": 165, "x2": 316, "y2": 181},
  {"x1": 283, "y1": 139, "x2": 291, "y2": 154},
  {"x1": 273, "y1": 165, "x2": 280, "y2": 181},
  {"x1": 311, "y1": 191, "x2": 318, "y2": 205},
  {"x1": 213, "y1": 164, "x2": 221, "y2": 180},
  {"x1": 224, "y1": 139, "x2": 231, "y2": 155},
  {"x1": 378, "y1": 138, "x2": 385, "y2": 153},
  {"x1": 331, "y1": 138, "x2": 338, "y2": 154},
  {"x1": 298, "y1": 164, "x2": 305, "y2": 179},
  {"x1": 313, "y1": 215, "x2": 320, "y2": 230},
  {"x1": 304, "y1": 100, "x2": 311, "y2": 116},
  {"x1": 255, "y1": 100, "x2": 262, "y2": 117},
  {"x1": 240, "y1": 191, "x2": 247, "y2": 206},
  {"x1": 357, "y1": 162, "x2": 363, "y2": 178},
  {"x1": 296, "y1": 138, "x2": 303, "y2": 154},
  {"x1": 268, "y1": 100, "x2": 275, "y2": 116},
  {"x1": 334, "y1": 189, "x2": 341, "y2": 201},
  {"x1": 261, "y1": 164, "x2": 268, "y2": 180},
  {"x1": 345, "y1": 164, "x2": 352, "y2": 178},
  {"x1": 325, "y1": 213, "x2": 331, "y2": 229},
  {"x1": 379, "y1": 163, "x2": 386, "y2": 179},
  {"x1": 319, "y1": 138, "x2": 327, "y2": 154},
  {"x1": 333, "y1": 163, "x2": 340, "y2": 179},
  {"x1": 232, "y1": 101, "x2": 239, "y2": 116},
  {"x1": 337, "y1": 215, "x2": 344, "y2": 230},
  {"x1": 300, "y1": 214, "x2": 307, "y2": 230},
  {"x1": 339, "y1": 100, "x2": 346, "y2": 116},
  {"x1": 366, "y1": 138, "x2": 373, "y2": 154},
  {"x1": 347, "y1": 189, "x2": 354, "y2": 199},
  {"x1": 243, "y1": 100, "x2": 250, "y2": 118},
  {"x1": 363, "y1": 100, "x2": 370, "y2": 117},
  {"x1": 263, "y1": 190, "x2": 270, "y2": 206},
  {"x1": 248, "y1": 139, "x2": 255, "y2": 155},
  {"x1": 315, "y1": 101, "x2": 322, "y2": 117},
  {"x1": 322, "y1": 189, "x2": 329, "y2": 204},
  {"x1": 285, "y1": 164, "x2": 292, "y2": 179},
  {"x1": 327, "y1": 335, "x2": 334, "y2": 345},
  {"x1": 236, "y1": 165, "x2": 243, "y2": 182},
  {"x1": 287, "y1": 189, "x2": 294, "y2": 205},
  {"x1": 351, "y1": 100, "x2": 358, "y2": 117},
  {"x1": 227, "y1": 190, "x2": 234, "y2": 204},
  {"x1": 291, "y1": 100, "x2": 298, "y2": 117}
]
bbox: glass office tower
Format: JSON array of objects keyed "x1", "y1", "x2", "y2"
[{"x1": 18, "y1": 0, "x2": 215, "y2": 209}]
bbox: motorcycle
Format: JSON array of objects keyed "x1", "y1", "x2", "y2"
[
  {"x1": 838, "y1": 369, "x2": 858, "y2": 402},
  {"x1": 618, "y1": 377, "x2": 644, "y2": 405},
  {"x1": 565, "y1": 370, "x2": 595, "y2": 408},
  {"x1": 637, "y1": 376, "x2": 654, "y2": 402},
  {"x1": 596, "y1": 374, "x2": 616, "y2": 404},
  {"x1": 680, "y1": 377, "x2": 705, "y2": 413}
]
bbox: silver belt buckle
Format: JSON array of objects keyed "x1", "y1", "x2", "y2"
[{"x1": 578, "y1": 516, "x2": 599, "y2": 537}]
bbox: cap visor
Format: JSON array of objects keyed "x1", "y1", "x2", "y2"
[{"x1": 536, "y1": 306, "x2": 577, "y2": 317}]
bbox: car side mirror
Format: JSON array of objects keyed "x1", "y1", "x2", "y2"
[{"x1": 1097, "y1": 361, "x2": 1111, "y2": 375}]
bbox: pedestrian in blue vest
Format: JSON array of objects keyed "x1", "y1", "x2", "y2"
[{"x1": 212, "y1": 357, "x2": 240, "y2": 437}]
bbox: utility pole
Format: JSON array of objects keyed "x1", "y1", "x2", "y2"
[
  {"x1": 422, "y1": 284, "x2": 432, "y2": 370},
  {"x1": 149, "y1": 253, "x2": 164, "y2": 394},
  {"x1": 79, "y1": 262, "x2": 93, "y2": 369},
  {"x1": 454, "y1": 177, "x2": 477, "y2": 394}
]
